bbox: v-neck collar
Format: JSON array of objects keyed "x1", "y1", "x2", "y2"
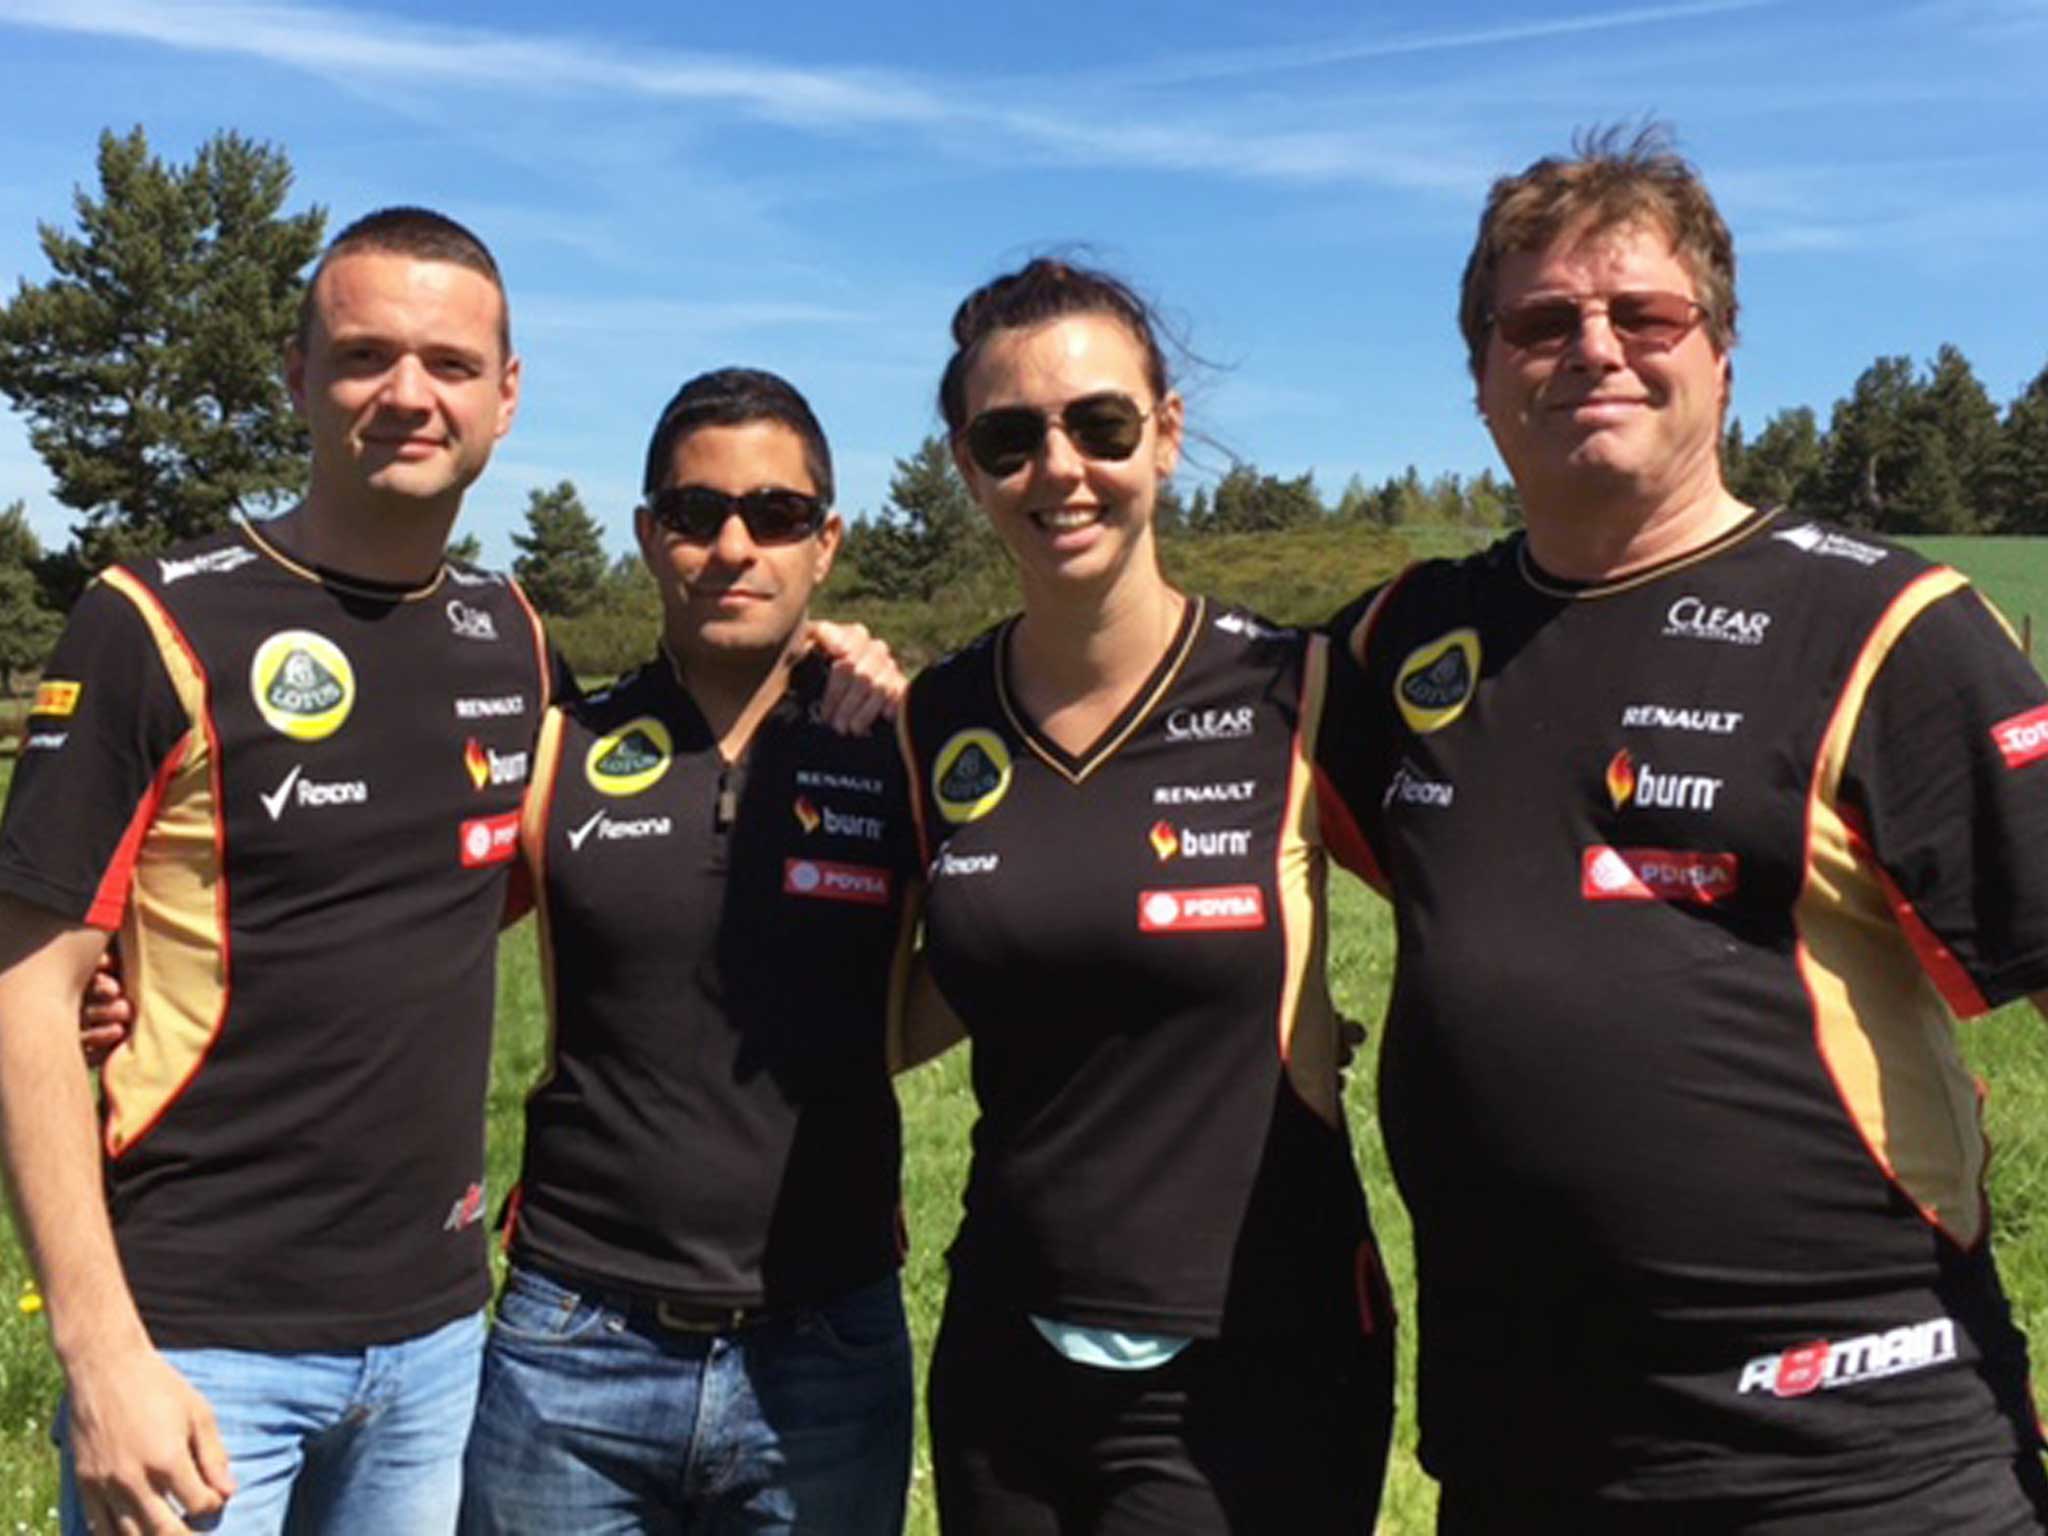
[{"x1": 996, "y1": 594, "x2": 1205, "y2": 785}]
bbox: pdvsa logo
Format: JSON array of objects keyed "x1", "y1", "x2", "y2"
[
  {"x1": 250, "y1": 630, "x2": 355, "y2": 741},
  {"x1": 1138, "y1": 885, "x2": 1267, "y2": 933},
  {"x1": 1993, "y1": 704, "x2": 2048, "y2": 770},
  {"x1": 585, "y1": 717, "x2": 674, "y2": 797},
  {"x1": 1736, "y1": 1318, "x2": 1956, "y2": 1398},
  {"x1": 1663, "y1": 596, "x2": 1770, "y2": 646},
  {"x1": 443, "y1": 1182, "x2": 485, "y2": 1232},
  {"x1": 464, "y1": 738, "x2": 529, "y2": 790},
  {"x1": 1164, "y1": 706, "x2": 1255, "y2": 743},
  {"x1": 933, "y1": 728, "x2": 1012, "y2": 824},
  {"x1": 446, "y1": 600, "x2": 498, "y2": 641},
  {"x1": 784, "y1": 858, "x2": 892, "y2": 906},
  {"x1": 460, "y1": 811, "x2": 520, "y2": 867},
  {"x1": 1606, "y1": 749, "x2": 1723, "y2": 812},
  {"x1": 1394, "y1": 629, "x2": 1479, "y2": 734},
  {"x1": 1148, "y1": 821, "x2": 1252, "y2": 861},
  {"x1": 1581, "y1": 846, "x2": 1738, "y2": 905}
]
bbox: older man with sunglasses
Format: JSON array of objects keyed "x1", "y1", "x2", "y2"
[{"x1": 1322, "y1": 125, "x2": 2048, "y2": 1532}]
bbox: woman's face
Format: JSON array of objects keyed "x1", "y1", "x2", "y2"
[{"x1": 951, "y1": 313, "x2": 1181, "y2": 599}]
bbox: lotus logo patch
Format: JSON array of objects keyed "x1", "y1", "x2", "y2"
[
  {"x1": 1394, "y1": 629, "x2": 1479, "y2": 734},
  {"x1": 250, "y1": 630, "x2": 355, "y2": 741},
  {"x1": 933, "y1": 728, "x2": 1012, "y2": 825},
  {"x1": 585, "y1": 717, "x2": 674, "y2": 797}
]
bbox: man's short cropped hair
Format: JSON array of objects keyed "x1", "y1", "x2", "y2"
[
  {"x1": 295, "y1": 206, "x2": 510, "y2": 357},
  {"x1": 1458, "y1": 122, "x2": 1738, "y2": 380},
  {"x1": 640, "y1": 368, "x2": 836, "y2": 508}
]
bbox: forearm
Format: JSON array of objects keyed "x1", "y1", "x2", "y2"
[{"x1": 0, "y1": 908, "x2": 147, "y2": 1372}]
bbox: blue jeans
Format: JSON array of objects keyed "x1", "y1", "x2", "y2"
[
  {"x1": 459, "y1": 1265, "x2": 912, "y2": 1535},
  {"x1": 57, "y1": 1309, "x2": 485, "y2": 1535}
]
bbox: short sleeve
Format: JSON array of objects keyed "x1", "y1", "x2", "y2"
[
  {"x1": 1841, "y1": 586, "x2": 2048, "y2": 1004},
  {"x1": 0, "y1": 578, "x2": 193, "y2": 926}
]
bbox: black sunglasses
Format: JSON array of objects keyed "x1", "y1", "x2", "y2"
[
  {"x1": 644, "y1": 484, "x2": 827, "y2": 545},
  {"x1": 1488, "y1": 290, "x2": 1708, "y2": 354},
  {"x1": 962, "y1": 392, "x2": 1152, "y2": 479}
]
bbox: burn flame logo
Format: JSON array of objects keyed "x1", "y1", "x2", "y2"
[
  {"x1": 1149, "y1": 820, "x2": 1180, "y2": 861},
  {"x1": 464, "y1": 737, "x2": 490, "y2": 791},
  {"x1": 1606, "y1": 748, "x2": 1636, "y2": 809},
  {"x1": 793, "y1": 795, "x2": 822, "y2": 834}
]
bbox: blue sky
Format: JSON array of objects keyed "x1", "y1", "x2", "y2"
[{"x1": 1, "y1": 0, "x2": 2043, "y2": 564}]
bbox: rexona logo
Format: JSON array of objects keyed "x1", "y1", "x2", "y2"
[
  {"x1": 443, "y1": 1181, "x2": 485, "y2": 1232},
  {"x1": 460, "y1": 811, "x2": 521, "y2": 867},
  {"x1": 159, "y1": 546, "x2": 258, "y2": 585},
  {"x1": 1164, "y1": 706, "x2": 1255, "y2": 744},
  {"x1": 463, "y1": 737, "x2": 529, "y2": 790},
  {"x1": 260, "y1": 765, "x2": 370, "y2": 822},
  {"x1": 1148, "y1": 820, "x2": 1253, "y2": 861},
  {"x1": 31, "y1": 680, "x2": 81, "y2": 718},
  {"x1": 784, "y1": 858, "x2": 892, "y2": 906},
  {"x1": 1394, "y1": 629, "x2": 1480, "y2": 734},
  {"x1": 585, "y1": 716, "x2": 674, "y2": 797},
  {"x1": 1138, "y1": 885, "x2": 1267, "y2": 933},
  {"x1": 566, "y1": 809, "x2": 673, "y2": 851},
  {"x1": 1736, "y1": 1318, "x2": 1957, "y2": 1398},
  {"x1": 1772, "y1": 522, "x2": 1889, "y2": 567},
  {"x1": 1581, "y1": 846, "x2": 1738, "y2": 905},
  {"x1": 1606, "y1": 749, "x2": 1723, "y2": 811},
  {"x1": 1212, "y1": 610, "x2": 1284, "y2": 640},
  {"x1": 1663, "y1": 596, "x2": 1770, "y2": 646},
  {"x1": 250, "y1": 630, "x2": 355, "y2": 741},
  {"x1": 935, "y1": 849, "x2": 999, "y2": 877},
  {"x1": 793, "y1": 795, "x2": 885, "y2": 841},
  {"x1": 1992, "y1": 703, "x2": 2048, "y2": 771},
  {"x1": 446, "y1": 600, "x2": 498, "y2": 641},
  {"x1": 934, "y1": 728, "x2": 1013, "y2": 824},
  {"x1": 1383, "y1": 762, "x2": 1454, "y2": 809}
]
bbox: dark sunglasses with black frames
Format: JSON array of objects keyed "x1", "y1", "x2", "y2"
[
  {"x1": 643, "y1": 485, "x2": 828, "y2": 545},
  {"x1": 962, "y1": 391, "x2": 1153, "y2": 479}
]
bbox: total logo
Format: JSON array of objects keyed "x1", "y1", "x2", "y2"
[
  {"x1": 1992, "y1": 703, "x2": 2048, "y2": 770},
  {"x1": 566, "y1": 809, "x2": 673, "y2": 851},
  {"x1": 260, "y1": 764, "x2": 369, "y2": 821},
  {"x1": 1148, "y1": 820, "x2": 1252, "y2": 861},
  {"x1": 1736, "y1": 1317, "x2": 1956, "y2": 1398},
  {"x1": 1581, "y1": 845, "x2": 1738, "y2": 905},
  {"x1": 442, "y1": 1181, "x2": 486, "y2": 1232},
  {"x1": 460, "y1": 811, "x2": 520, "y2": 867},
  {"x1": 793, "y1": 794, "x2": 886, "y2": 841},
  {"x1": 463, "y1": 737, "x2": 529, "y2": 790},
  {"x1": 1163, "y1": 706, "x2": 1255, "y2": 744},
  {"x1": 1138, "y1": 885, "x2": 1267, "y2": 933},
  {"x1": 1663, "y1": 595, "x2": 1770, "y2": 647},
  {"x1": 784, "y1": 858, "x2": 892, "y2": 906},
  {"x1": 446, "y1": 600, "x2": 498, "y2": 641},
  {"x1": 1606, "y1": 749, "x2": 1723, "y2": 812}
]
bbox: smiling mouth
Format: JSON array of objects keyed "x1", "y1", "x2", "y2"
[{"x1": 1032, "y1": 506, "x2": 1103, "y2": 531}]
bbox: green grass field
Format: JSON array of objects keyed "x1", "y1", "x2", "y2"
[{"x1": 5, "y1": 532, "x2": 2048, "y2": 1531}]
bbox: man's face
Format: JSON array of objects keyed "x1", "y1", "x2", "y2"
[
  {"x1": 1477, "y1": 220, "x2": 1728, "y2": 510},
  {"x1": 286, "y1": 251, "x2": 519, "y2": 513},
  {"x1": 636, "y1": 420, "x2": 841, "y2": 673}
]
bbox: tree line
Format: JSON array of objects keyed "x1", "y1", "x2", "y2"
[{"x1": 3, "y1": 127, "x2": 2047, "y2": 688}]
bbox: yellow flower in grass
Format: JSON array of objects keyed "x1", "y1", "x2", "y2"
[{"x1": 17, "y1": 1281, "x2": 42, "y2": 1316}]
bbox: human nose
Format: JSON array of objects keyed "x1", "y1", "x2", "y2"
[
  {"x1": 379, "y1": 353, "x2": 435, "y2": 411},
  {"x1": 708, "y1": 510, "x2": 757, "y2": 565},
  {"x1": 1035, "y1": 417, "x2": 1087, "y2": 480},
  {"x1": 1566, "y1": 305, "x2": 1628, "y2": 369}
]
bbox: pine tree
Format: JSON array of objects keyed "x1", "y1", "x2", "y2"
[
  {"x1": 0, "y1": 127, "x2": 324, "y2": 598},
  {"x1": 0, "y1": 503, "x2": 62, "y2": 695},
  {"x1": 512, "y1": 481, "x2": 609, "y2": 617},
  {"x1": 1727, "y1": 407, "x2": 1824, "y2": 513},
  {"x1": 844, "y1": 437, "x2": 988, "y2": 601},
  {"x1": 1995, "y1": 364, "x2": 2048, "y2": 534}
]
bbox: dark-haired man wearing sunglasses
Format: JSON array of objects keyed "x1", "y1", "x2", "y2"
[
  {"x1": 1322, "y1": 125, "x2": 2048, "y2": 1532},
  {"x1": 459, "y1": 367, "x2": 930, "y2": 1535}
]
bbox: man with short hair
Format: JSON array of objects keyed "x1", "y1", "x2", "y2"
[
  {"x1": 1324, "y1": 127, "x2": 2048, "y2": 1531},
  {"x1": 0, "y1": 207, "x2": 550, "y2": 1536}
]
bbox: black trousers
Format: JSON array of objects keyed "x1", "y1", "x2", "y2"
[
  {"x1": 1437, "y1": 1449, "x2": 2048, "y2": 1535},
  {"x1": 927, "y1": 1292, "x2": 1394, "y2": 1535}
]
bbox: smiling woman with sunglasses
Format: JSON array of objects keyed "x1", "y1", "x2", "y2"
[{"x1": 896, "y1": 258, "x2": 1396, "y2": 1534}]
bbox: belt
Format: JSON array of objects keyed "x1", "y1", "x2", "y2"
[{"x1": 649, "y1": 1297, "x2": 781, "y2": 1334}]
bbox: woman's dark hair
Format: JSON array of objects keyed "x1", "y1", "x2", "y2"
[
  {"x1": 641, "y1": 367, "x2": 834, "y2": 505},
  {"x1": 938, "y1": 258, "x2": 1171, "y2": 431}
]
